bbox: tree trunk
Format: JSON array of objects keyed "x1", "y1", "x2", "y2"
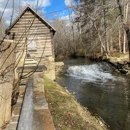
[
  {"x1": 94, "y1": 24, "x2": 108, "y2": 59},
  {"x1": 123, "y1": 31, "x2": 126, "y2": 53},
  {"x1": 118, "y1": 28, "x2": 121, "y2": 53},
  {"x1": 102, "y1": 0, "x2": 108, "y2": 55},
  {"x1": 110, "y1": 35, "x2": 113, "y2": 51},
  {"x1": 124, "y1": 25, "x2": 130, "y2": 65},
  {"x1": 101, "y1": 45, "x2": 103, "y2": 54},
  {"x1": 123, "y1": 0, "x2": 129, "y2": 53},
  {"x1": 106, "y1": 30, "x2": 110, "y2": 54}
]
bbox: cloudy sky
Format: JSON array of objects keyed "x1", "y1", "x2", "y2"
[{"x1": 0, "y1": 0, "x2": 74, "y2": 25}]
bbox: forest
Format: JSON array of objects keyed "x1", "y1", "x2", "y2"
[{"x1": 53, "y1": 0, "x2": 130, "y2": 62}]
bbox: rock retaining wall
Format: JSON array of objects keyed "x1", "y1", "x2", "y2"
[{"x1": 0, "y1": 40, "x2": 15, "y2": 129}]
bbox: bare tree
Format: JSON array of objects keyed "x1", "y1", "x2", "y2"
[
  {"x1": 53, "y1": 18, "x2": 79, "y2": 58},
  {"x1": 116, "y1": 0, "x2": 130, "y2": 62},
  {"x1": 71, "y1": 0, "x2": 130, "y2": 61},
  {"x1": 0, "y1": 18, "x2": 7, "y2": 39}
]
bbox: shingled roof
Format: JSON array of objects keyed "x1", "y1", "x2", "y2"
[{"x1": 5, "y1": 6, "x2": 56, "y2": 35}]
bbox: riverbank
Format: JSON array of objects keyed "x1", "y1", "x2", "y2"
[
  {"x1": 86, "y1": 52, "x2": 130, "y2": 75},
  {"x1": 44, "y1": 77, "x2": 108, "y2": 130}
]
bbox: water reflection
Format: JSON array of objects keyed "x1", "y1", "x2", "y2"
[{"x1": 56, "y1": 58, "x2": 130, "y2": 130}]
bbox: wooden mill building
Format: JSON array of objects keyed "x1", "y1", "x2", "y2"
[{"x1": 5, "y1": 6, "x2": 56, "y2": 61}]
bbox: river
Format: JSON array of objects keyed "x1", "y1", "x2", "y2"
[{"x1": 56, "y1": 58, "x2": 130, "y2": 130}]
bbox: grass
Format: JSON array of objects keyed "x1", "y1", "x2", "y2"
[{"x1": 44, "y1": 77, "x2": 107, "y2": 130}]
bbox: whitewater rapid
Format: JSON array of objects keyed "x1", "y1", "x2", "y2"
[{"x1": 66, "y1": 63, "x2": 124, "y2": 83}]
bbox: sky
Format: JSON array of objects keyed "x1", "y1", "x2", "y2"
[{"x1": 0, "y1": 0, "x2": 75, "y2": 25}]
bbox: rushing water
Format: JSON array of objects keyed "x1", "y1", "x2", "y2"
[{"x1": 56, "y1": 58, "x2": 130, "y2": 130}]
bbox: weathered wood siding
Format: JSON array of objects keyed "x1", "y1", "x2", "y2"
[{"x1": 9, "y1": 10, "x2": 53, "y2": 58}]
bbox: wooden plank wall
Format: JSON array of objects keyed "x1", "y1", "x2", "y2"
[{"x1": 9, "y1": 10, "x2": 53, "y2": 59}]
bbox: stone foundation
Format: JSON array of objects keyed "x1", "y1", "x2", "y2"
[{"x1": 44, "y1": 61, "x2": 56, "y2": 81}]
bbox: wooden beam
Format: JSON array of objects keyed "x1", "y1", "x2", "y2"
[
  {"x1": 17, "y1": 65, "x2": 47, "y2": 73},
  {"x1": 12, "y1": 25, "x2": 48, "y2": 28},
  {"x1": 14, "y1": 32, "x2": 50, "y2": 35},
  {"x1": 11, "y1": 27, "x2": 49, "y2": 31}
]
